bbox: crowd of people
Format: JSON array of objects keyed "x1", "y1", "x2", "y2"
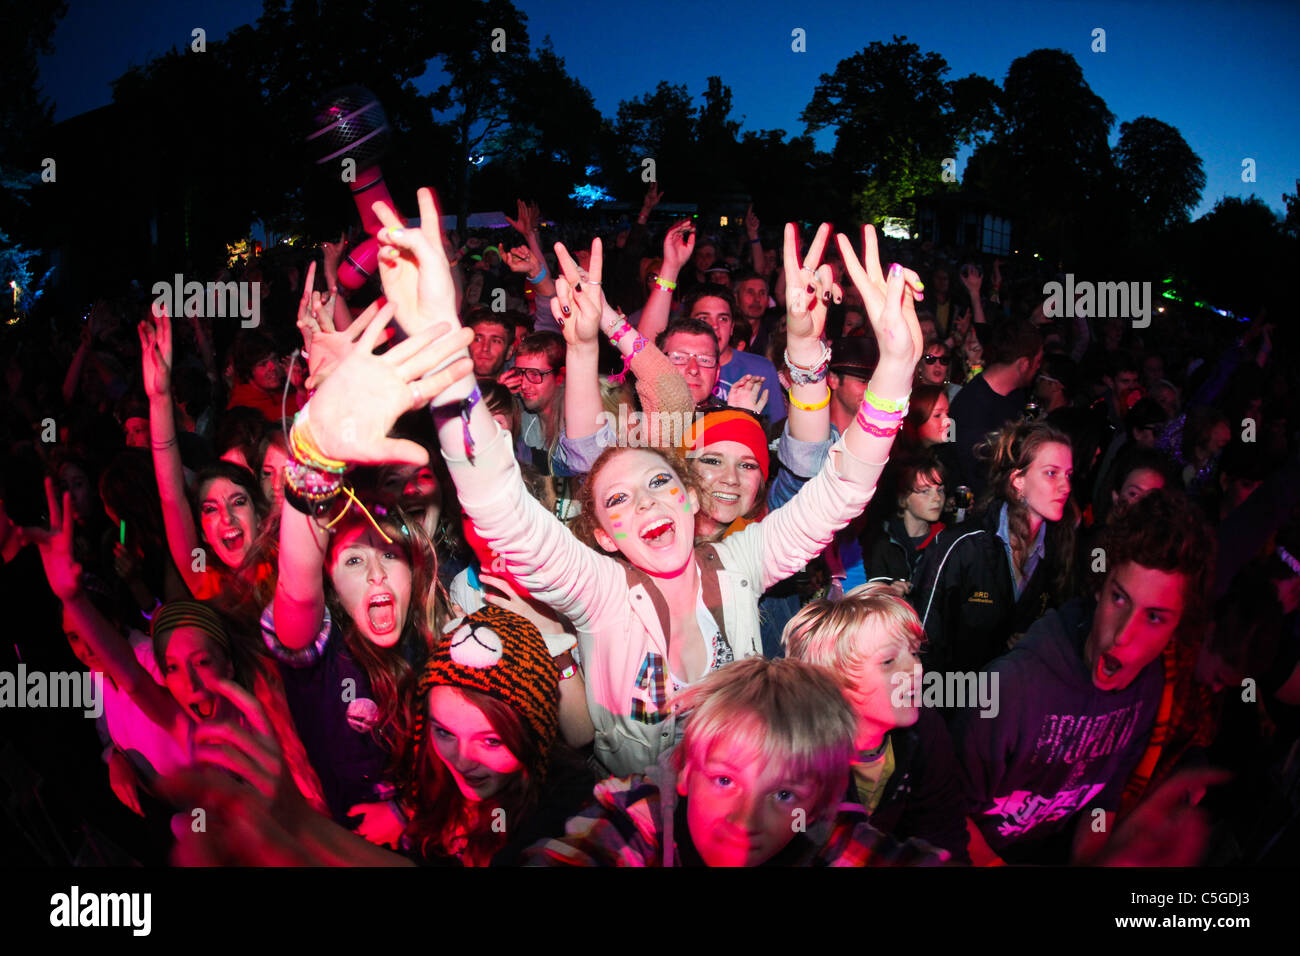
[{"x1": 1, "y1": 180, "x2": 1295, "y2": 867}]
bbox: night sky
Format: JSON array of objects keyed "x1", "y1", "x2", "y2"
[{"x1": 38, "y1": 0, "x2": 1300, "y2": 219}]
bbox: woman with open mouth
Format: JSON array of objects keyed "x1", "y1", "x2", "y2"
[
  {"x1": 296, "y1": 188, "x2": 924, "y2": 777},
  {"x1": 139, "y1": 310, "x2": 277, "y2": 626},
  {"x1": 264, "y1": 485, "x2": 450, "y2": 841},
  {"x1": 402, "y1": 605, "x2": 592, "y2": 866},
  {"x1": 26, "y1": 481, "x2": 327, "y2": 812}
]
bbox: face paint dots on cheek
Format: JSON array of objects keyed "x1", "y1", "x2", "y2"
[{"x1": 614, "y1": 533, "x2": 628, "y2": 540}]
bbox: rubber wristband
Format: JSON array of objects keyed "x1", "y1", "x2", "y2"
[
  {"x1": 863, "y1": 388, "x2": 909, "y2": 414},
  {"x1": 527, "y1": 265, "x2": 549, "y2": 285},
  {"x1": 654, "y1": 277, "x2": 677, "y2": 293},
  {"x1": 787, "y1": 388, "x2": 831, "y2": 412}
]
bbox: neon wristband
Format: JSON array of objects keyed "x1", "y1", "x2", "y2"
[
  {"x1": 856, "y1": 407, "x2": 903, "y2": 437},
  {"x1": 654, "y1": 276, "x2": 677, "y2": 293},
  {"x1": 607, "y1": 321, "x2": 634, "y2": 345},
  {"x1": 863, "y1": 388, "x2": 909, "y2": 414},
  {"x1": 527, "y1": 265, "x2": 549, "y2": 285},
  {"x1": 787, "y1": 388, "x2": 831, "y2": 412}
]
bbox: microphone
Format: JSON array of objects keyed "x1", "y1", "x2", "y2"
[{"x1": 307, "y1": 86, "x2": 398, "y2": 291}]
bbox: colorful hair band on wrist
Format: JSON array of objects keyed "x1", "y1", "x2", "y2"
[
  {"x1": 290, "y1": 411, "x2": 347, "y2": 474},
  {"x1": 653, "y1": 276, "x2": 677, "y2": 293},
  {"x1": 608, "y1": 321, "x2": 634, "y2": 345},
  {"x1": 784, "y1": 342, "x2": 832, "y2": 386},
  {"x1": 863, "y1": 388, "x2": 909, "y2": 415},
  {"x1": 858, "y1": 402, "x2": 906, "y2": 424},
  {"x1": 856, "y1": 407, "x2": 903, "y2": 438},
  {"x1": 787, "y1": 388, "x2": 831, "y2": 412},
  {"x1": 609, "y1": 335, "x2": 647, "y2": 385}
]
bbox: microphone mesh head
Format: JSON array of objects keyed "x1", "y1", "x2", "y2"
[{"x1": 307, "y1": 85, "x2": 391, "y2": 167}]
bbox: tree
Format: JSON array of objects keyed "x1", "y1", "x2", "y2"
[
  {"x1": 615, "y1": 80, "x2": 697, "y2": 198},
  {"x1": 801, "y1": 36, "x2": 985, "y2": 221},
  {"x1": 1283, "y1": 180, "x2": 1300, "y2": 240},
  {"x1": 984, "y1": 49, "x2": 1116, "y2": 264},
  {"x1": 1114, "y1": 117, "x2": 1205, "y2": 230},
  {"x1": 471, "y1": 38, "x2": 610, "y2": 216},
  {"x1": 1172, "y1": 196, "x2": 1290, "y2": 319}
]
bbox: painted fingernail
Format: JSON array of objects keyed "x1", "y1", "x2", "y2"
[
  {"x1": 574, "y1": 283, "x2": 582, "y2": 293},
  {"x1": 390, "y1": 227, "x2": 405, "y2": 238},
  {"x1": 889, "y1": 263, "x2": 901, "y2": 278},
  {"x1": 807, "y1": 284, "x2": 816, "y2": 295},
  {"x1": 912, "y1": 279, "x2": 925, "y2": 291},
  {"x1": 822, "y1": 291, "x2": 833, "y2": 305},
  {"x1": 561, "y1": 305, "x2": 571, "y2": 316}
]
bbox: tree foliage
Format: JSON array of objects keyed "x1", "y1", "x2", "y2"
[{"x1": 1115, "y1": 116, "x2": 1206, "y2": 230}]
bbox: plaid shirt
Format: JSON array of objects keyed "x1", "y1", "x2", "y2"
[{"x1": 523, "y1": 767, "x2": 950, "y2": 867}]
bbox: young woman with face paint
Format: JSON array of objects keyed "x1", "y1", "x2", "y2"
[{"x1": 297, "y1": 188, "x2": 923, "y2": 777}]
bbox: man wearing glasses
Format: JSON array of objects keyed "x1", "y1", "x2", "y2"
[
  {"x1": 680, "y1": 285, "x2": 785, "y2": 419},
  {"x1": 501, "y1": 330, "x2": 598, "y2": 480},
  {"x1": 654, "y1": 317, "x2": 729, "y2": 412}
]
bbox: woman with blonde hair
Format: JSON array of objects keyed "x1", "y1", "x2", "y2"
[{"x1": 783, "y1": 583, "x2": 970, "y2": 861}]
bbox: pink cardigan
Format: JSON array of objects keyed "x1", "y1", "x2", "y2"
[{"x1": 443, "y1": 427, "x2": 887, "y2": 776}]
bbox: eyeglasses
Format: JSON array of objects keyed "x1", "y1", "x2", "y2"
[
  {"x1": 666, "y1": 351, "x2": 718, "y2": 369},
  {"x1": 923, "y1": 353, "x2": 950, "y2": 365},
  {"x1": 515, "y1": 367, "x2": 556, "y2": 383}
]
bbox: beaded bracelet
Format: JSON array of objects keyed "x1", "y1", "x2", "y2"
[
  {"x1": 290, "y1": 410, "x2": 347, "y2": 474},
  {"x1": 609, "y1": 335, "x2": 647, "y2": 385},
  {"x1": 283, "y1": 460, "x2": 345, "y2": 517},
  {"x1": 784, "y1": 341, "x2": 832, "y2": 386},
  {"x1": 653, "y1": 276, "x2": 677, "y2": 293},
  {"x1": 527, "y1": 265, "x2": 549, "y2": 285},
  {"x1": 787, "y1": 387, "x2": 831, "y2": 412},
  {"x1": 863, "y1": 388, "x2": 909, "y2": 415}
]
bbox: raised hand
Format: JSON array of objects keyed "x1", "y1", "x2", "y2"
[
  {"x1": 499, "y1": 243, "x2": 541, "y2": 277},
  {"x1": 191, "y1": 679, "x2": 285, "y2": 802},
  {"x1": 304, "y1": 300, "x2": 474, "y2": 466},
  {"x1": 744, "y1": 204, "x2": 760, "y2": 240},
  {"x1": 138, "y1": 304, "x2": 173, "y2": 401},
  {"x1": 551, "y1": 239, "x2": 607, "y2": 348},
  {"x1": 371, "y1": 188, "x2": 459, "y2": 338},
  {"x1": 727, "y1": 374, "x2": 769, "y2": 415},
  {"x1": 302, "y1": 295, "x2": 391, "y2": 391},
  {"x1": 504, "y1": 198, "x2": 540, "y2": 238},
  {"x1": 25, "y1": 479, "x2": 82, "y2": 602},
  {"x1": 321, "y1": 233, "x2": 347, "y2": 277},
  {"x1": 836, "y1": 224, "x2": 924, "y2": 369},
  {"x1": 347, "y1": 801, "x2": 407, "y2": 848},
  {"x1": 959, "y1": 263, "x2": 983, "y2": 297},
  {"x1": 782, "y1": 222, "x2": 841, "y2": 344},
  {"x1": 640, "y1": 183, "x2": 664, "y2": 220},
  {"x1": 661, "y1": 219, "x2": 695, "y2": 274},
  {"x1": 480, "y1": 572, "x2": 567, "y2": 635},
  {"x1": 295, "y1": 261, "x2": 335, "y2": 355}
]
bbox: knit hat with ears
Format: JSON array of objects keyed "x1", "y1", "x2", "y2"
[{"x1": 412, "y1": 604, "x2": 560, "y2": 779}]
